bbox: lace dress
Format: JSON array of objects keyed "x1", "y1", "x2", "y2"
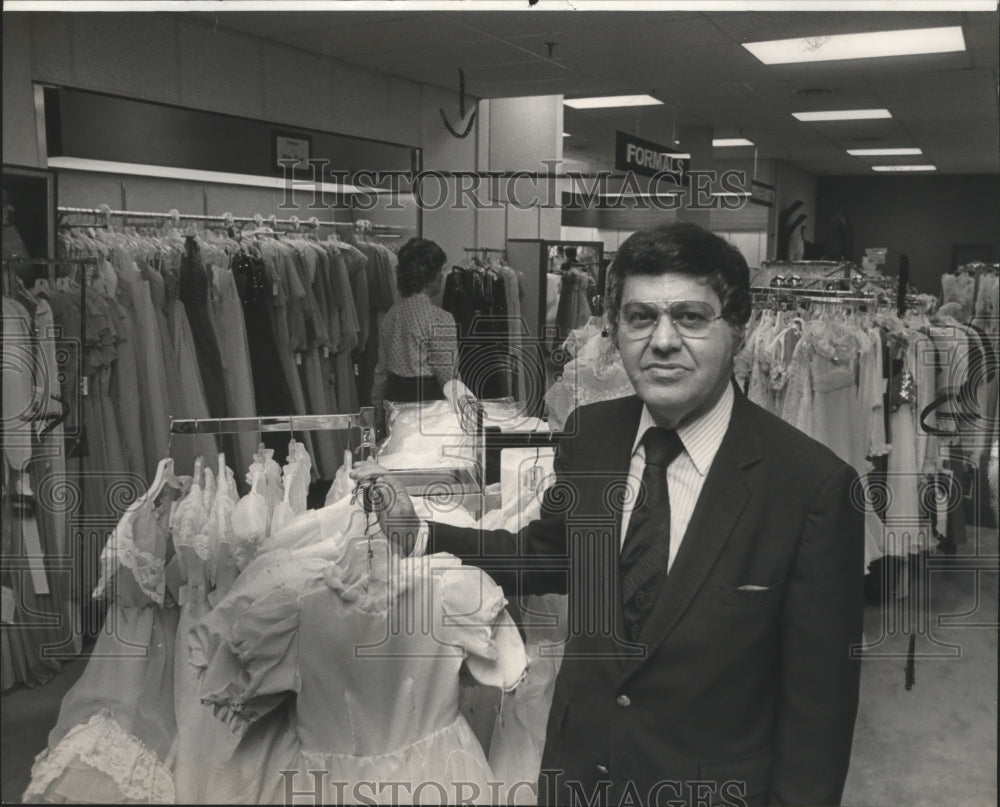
[
  {"x1": 188, "y1": 507, "x2": 528, "y2": 805},
  {"x1": 747, "y1": 312, "x2": 779, "y2": 412},
  {"x1": 270, "y1": 440, "x2": 312, "y2": 535},
  {"x1": 231, "y1": 459, "x2": 273, "y2": 571},
  {"x1": 989, "y1": 441, "x2": 999, "y2": 522},
  {"x1": 544, "y1": 321, "x2": 634, "y2": 431},
  {"x1": 972, "y1": 273, "x2": 999, "y2": 337},
  {"x1": 883, "y1": 333, "x2": 931, "y2": 556},
  {"x1": 24, "y1": 492, "x2": 181, "y2": 804},
  {"x1": 171, "y1": 461, "x2": 245, "y2": 803},
  {"x1": 941, "y1": 273, "x2": 976, "y2": 324}
]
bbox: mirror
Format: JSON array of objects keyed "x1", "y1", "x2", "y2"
[{"x1": 545, "y1": 242, "x2": 604, "y2": 340}]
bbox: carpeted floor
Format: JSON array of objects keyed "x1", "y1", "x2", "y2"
[
  {"x1": 842, "y1": 525, "x2": 998, "y2": 807},
  {"x1": 2, "y1": 529, "x2": 996, "y2": 805}
]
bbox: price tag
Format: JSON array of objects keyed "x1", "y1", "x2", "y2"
[
  {"x1": 273, "y1": 281, "x2": 279, "y2": 296},
  {"x1": 353, "y1": 362, "x2": 360, "y2": 377},
  {"x1": 322, "y1": 347, "x2": 330, "y2": 359},
  {"x1": 295, "y1": 353, "x2": 303, "y2": 366}
]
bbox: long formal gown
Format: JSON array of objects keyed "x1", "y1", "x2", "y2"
[{"x1": 24, "y1": 488, "x2": 182, "y2": 804}]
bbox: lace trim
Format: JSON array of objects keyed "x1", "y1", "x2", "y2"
[
  {"x1": 93, "y1": 515, "x2": 166, "y2": 605},
  {"x1": 988, "y1": 443, "x2": 999, "y2": 522},
  {"x1": 23, "y1": 711, "x2": 175, "y2": 804},
  {"x1": 173, "y1": 477, "x2": 210, "y2": 560}
]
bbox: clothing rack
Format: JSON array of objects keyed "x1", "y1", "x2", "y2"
[
  {"x1": 57, "y1": 206, "x2": 402, "y2": 233},
  {"x1": 7, "y1": 258, "x2": 99, "y2": 406},
  {"x1": 751, "y1": 285, "x2": 924, "y2": 309},
  {"x1": 463, "y1": 247, "x2": 506, "y2": 263},
  {"x1": 170, "y1": 409, "x2": 379, "y2": 463}
]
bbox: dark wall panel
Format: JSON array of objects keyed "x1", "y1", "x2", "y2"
[
  {"x1": 47, "y1": 86, "x2": 416, "y2": 178},
  {"x1": 815, "y1": 174, "x2": 1000, "y2": 295}
]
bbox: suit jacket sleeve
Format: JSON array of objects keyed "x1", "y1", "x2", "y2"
[
  {"x1": 427, "y1": 408, "x2": 579, "y2": 596},
  {"x1": 771, "y1": 462, "x2": 865, "y2": 805}
]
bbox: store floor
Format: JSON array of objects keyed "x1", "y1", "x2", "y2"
[{"x1": 2, "y1": 529, "x2": 996, "y2": 806}]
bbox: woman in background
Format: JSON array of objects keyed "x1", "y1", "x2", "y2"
[{"x1": 371, "y1": 238, "x2": 459, "y2": 435}]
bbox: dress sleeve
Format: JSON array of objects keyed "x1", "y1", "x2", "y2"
[
  {"x1": 193, "y1": 587, "x2": 301, "y2": 735},
  {"x1": 435, "y1": 564, "x2": 529, "y2": 691}
]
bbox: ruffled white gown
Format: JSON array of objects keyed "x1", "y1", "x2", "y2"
[{"x1": 187, "y1": 501, "x2": 529, "y2": 805}]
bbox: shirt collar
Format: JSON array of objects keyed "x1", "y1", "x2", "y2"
[{"x1": 631, "y1": 382, "x2": 735, "y2": 476}]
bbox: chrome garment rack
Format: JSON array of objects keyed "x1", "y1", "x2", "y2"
[{"x1": 57, "y1": 205, "x2": 402, "y2": 232}]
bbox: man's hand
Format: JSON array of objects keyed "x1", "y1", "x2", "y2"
[{"x1": 350, "y1": 461, "x2": 422, "y2": 556}]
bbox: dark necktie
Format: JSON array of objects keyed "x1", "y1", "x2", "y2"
[{"x1": 620, "y1": 427, "x2": 685, "y2": 642}]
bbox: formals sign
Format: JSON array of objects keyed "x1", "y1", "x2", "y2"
[{"x1": 615, "y1": 131, "x2": 691, "y2": 186}]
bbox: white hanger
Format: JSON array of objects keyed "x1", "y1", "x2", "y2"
[{"x1": 124, "y1": 457, "x2": 182, "y2": 518}]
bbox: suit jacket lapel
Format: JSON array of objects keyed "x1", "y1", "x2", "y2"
[
  {"x1": 622, "y1": 392, "x2": 762, "y2": 679},
  {"x1": 587, "y1": 395, "x2": 642, "y2": 477}
]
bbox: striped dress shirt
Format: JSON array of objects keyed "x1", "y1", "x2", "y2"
[{"x1": 620, "y1": 383, "x2": 735, "y2": 572}]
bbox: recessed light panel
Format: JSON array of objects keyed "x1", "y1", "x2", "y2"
[
  {"x1": 793, "y1": 109, "x2": 892, "y2": 122},
  {"x1": 871, "y1": 165, "x2": 937, "y2": 172},
  {"x1": 744, "y1": 26, "x2": 965, "y2": 65},
  {"x1": 564, "y1": 95, "x2": 662, "y2": 109},
  {"x1": 847, "y1": 148, "x2": 923, "y2": 156}
]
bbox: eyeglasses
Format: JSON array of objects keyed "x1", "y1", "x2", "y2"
[{"x1": 618, "y1": 300, "x2": 724, "y2": 339}]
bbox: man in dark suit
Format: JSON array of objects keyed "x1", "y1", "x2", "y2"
[{"x1": 354, "y1": 222, "x2": 865, "y2": 806}]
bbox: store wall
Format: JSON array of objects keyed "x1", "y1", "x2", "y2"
[
  {"x1": 2, "y1": 12, "x2": 478, "y2": 258},
  {"x1": 815, "y1": 174, "x2": 1000, "y2": 294},
  {"x1": 774, "y1": 160, "x2": 818, "y2": 256},
  {"x1": 2, "y1": 14, "x2": 40, "y2": 167},
  {"x1": 476, "y1": 95, "x2": 563, "y2": 249}
]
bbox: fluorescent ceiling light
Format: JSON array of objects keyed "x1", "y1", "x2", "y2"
[
  {"x1": 793, "y1": 109, "x2": 892, "y2": 121},
  {"x1": 562, "y1": 132, "x2": 570, "y2": 137},
  {"x1": 711, "y1": 192, "x2": 751, "y2": 197},
  {"x1": 713, "y1": 138, "x2": 754, "y2": 147},
  {"x1": 871, "y1": 164, "x2": 937, "y2": 172},
  {"x1": 564, "y1": 94, "x2": 662, "y2": 109},
  {"x1": 744, "y1": 26, "x2": 965, "y2": 65},
  {"x1": 597, "y1": 192, "x2": 682, "y2": 199},
  {"x1": 847, "y1": 147, "x2": 922, "y2": 156},
  {"x1": 46, "y1": 156, "x2": 377, "y2": 194}
]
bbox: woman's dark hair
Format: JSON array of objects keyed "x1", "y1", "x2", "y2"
[
  {"x1": 396, "y1": 237, "x2": 448, "y2": 296},
  {"x1": 605, "y1": 222, "x2": 752, "y2": 339}
]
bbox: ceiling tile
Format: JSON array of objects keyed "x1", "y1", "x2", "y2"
[
  {"x1": 441, "y1": 11, "x2": 701, "y2": 40},
  {"x1": 184, "y1": 11, "x2": 423, "y2": 39},
  {"x1": 273, "y1": 16, "x2": 487, "y2": 57}
]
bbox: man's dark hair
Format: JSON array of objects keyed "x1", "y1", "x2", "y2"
[
  {"x1": 605, "y1": 222, "x2": 752, "y2": 339},
  {"x1": 396, "y1": 237, "x2": 448, "y2": 296}
]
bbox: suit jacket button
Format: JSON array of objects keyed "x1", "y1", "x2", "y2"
[{"x1": 616, "y1": 694, "x2": 631, "y2": 708}]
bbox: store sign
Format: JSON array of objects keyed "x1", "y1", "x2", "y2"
[
  {"x1": 615, "y1": 131, "x2": 690, "y2": 185},
  {"x1": 749, "y1": 179, "x2": 776, "y2": 207}
]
